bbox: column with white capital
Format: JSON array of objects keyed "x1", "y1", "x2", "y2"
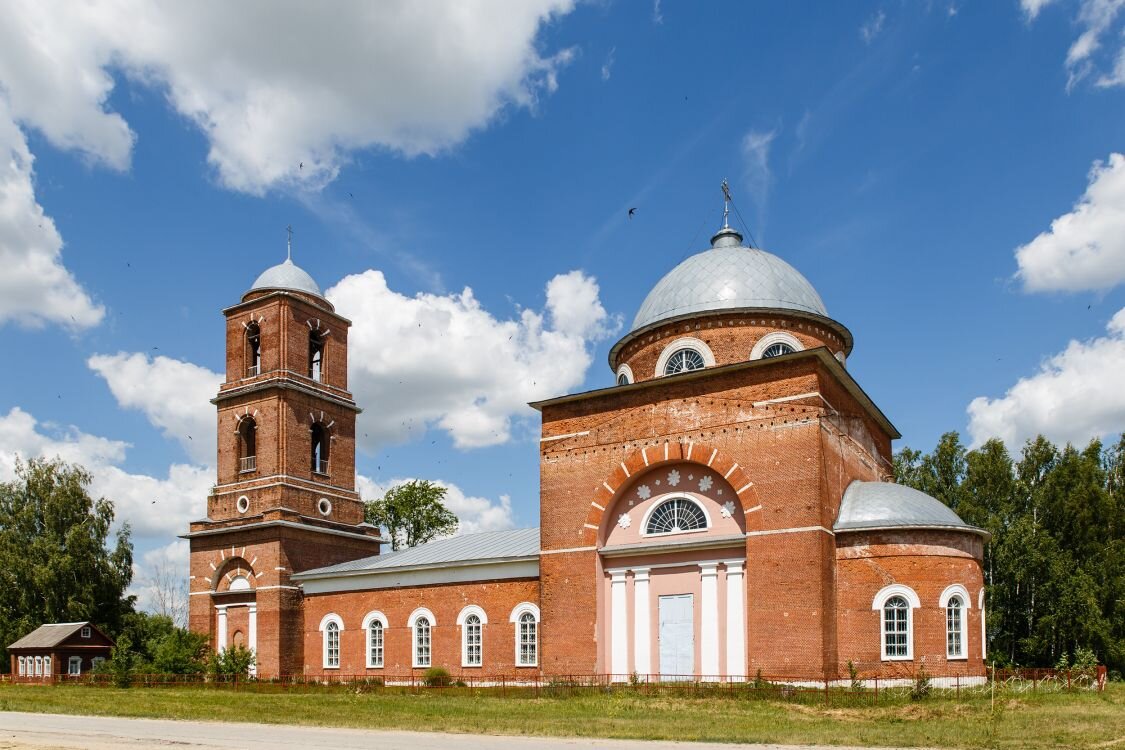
[
  {"x1": 700, "y1": 563, "x2": 720, "y2": 677},
  {"x1": 215, "y1": 605, "x2": 228, "y2": 653},
  {"x1": 633, "y1": 568, "x2": 651, "y2": 677},
  {"x1": 724, "y1": 561, "x2": 746, "y2": 680},
  {"x1": 610, "y1": 569, "x2": 629, "y2": 679}
]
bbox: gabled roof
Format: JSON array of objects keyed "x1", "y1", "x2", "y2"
[
  {"x1": 7, "y1": 621, "x2": 110, "y2": 650},
  {"x1": 292, "y1": 527, "x2": 540, "y2": 580}
]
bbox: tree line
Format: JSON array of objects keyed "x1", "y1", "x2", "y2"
[{"x1": 895, "y1": 433, "x2": 1124, "y2": 675}]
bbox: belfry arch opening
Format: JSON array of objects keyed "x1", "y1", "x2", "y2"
[
  {"x1": 311, "y1": 423, "x2": 330, "y2": 475},
  {"x1": 245, "y1": 322, "x2": 261, "y2": 377},
  {"x1": 309, "y1": 331, "x2": 325, "y2": 382},
  {"x1": 238, "y1": 418, "x2": 256, "y2": 473}
]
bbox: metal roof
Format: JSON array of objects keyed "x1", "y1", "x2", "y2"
[
  {"x1": 248, "y1": 258, "x2": 322, "y2": 298},
  {"x1": 834, "y1": 481, "x2": 986, "y2": 535},
  {"x1": 8, "y1": 622, "x2": 97, "y2": 649},
  {"x1": 630, "y1": 228, "x2": 828, "y2": 332},
  {"x1": 293, "y1": 527, "x2": 540, "y2": 579}
]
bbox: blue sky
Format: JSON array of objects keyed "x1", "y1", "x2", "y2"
[{"x1": 2, "y1": 1, "x2": 1124, "y2": 606}]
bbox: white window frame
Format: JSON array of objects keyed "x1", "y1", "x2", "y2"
[
  {"x1": 361, "y1": 611, "x2": 387, "y2": 669},
  {"x1": 80, "y1": 626, "x2": 91, "y2": 639},
  {"x1": 654, "y1": 337, "x2": 716, "y2": 378},
  {"x1": 319, "y1": 613, "x2": 344, "y2": 669},
  {"x1": 17, "y1": 656, "x2": 25, "y2": 676},
  {"x1": 457, "y1": 605, "x2": 488, "y2": 668},
  {"x1": 34, "y1": 656, "x2": 42, "y2": 676},
  {"x1": 750, "y1": 331, "x2": 803, "y2": 360},
  {"x1": 639, "y1": 495, "x2": 712, "y2": 538},
  {"x1": 510, "y1": 602, "x2": 540, "y2": 668},
  {"x1": 872, "y1": 584, "x2": 920, "y2": 661},
  {"x1": 408, "y1": 608, "x2": 436, "y2": 669},
  {"x1": 940, "y1": 584, "x2": 972, "y2": 661},
  {"x1": 43, "y1": 655, "x2": 50, "y2": 675},
  {"x1": 978, "y1": 588, "x2": 987, "y2": 660},
  {"x1": 91, "y1": 656, "x2": 105, "y2": 670},
  {"x1": 615, "y1": 363, "x2": 634, "y2": 386},
  {"x1": 68, "y1": 656, "x2": 82, "y2": 676}
]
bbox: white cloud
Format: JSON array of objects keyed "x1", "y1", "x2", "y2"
[
  {"x1": 967, "y1": 307, "x2": 1125, "y2": 449},
  {"x1": 129, "y1": 539, "x2": 190, "y2": 623},
  {"x1": 740, "y1": 128, "x2": 778, "y2": 235},
  {"x1": 653, "y1": 0, "x2": 664, "y2": 24},
  {"x1": 357, "y1": 475, "x2": 516, "y2": 538},
  {"x1": 0, "y1": 101, "x2": 105, "y2": 330},
  {"x1": 329, "y1": 269, "x2": 615, "y2": 450},
  {"x1": 0, "y1": 1, "x2": 578, "y2": 195},
  {"x1": 0, "y1": 407, "x2": 209, "y2": 540},
  {"x1": 601, "y1": 47, "x2": 616, "y2": 82},
  {"x1": 860, "y1": 9, "x2": 886, "y2": 44},
  {"x1": 1021, "y1": 0, "x2": 1056, "y2": 20},
  {"x1": 87, "y1": 353, "x2": 222, "y2": 464},
  {"x1": 1020, "y1": 0, "x2": 1125, "y2": 89},
  {"x1": 1014, "y1": 153, "x2": 1125, "y2": 293}
]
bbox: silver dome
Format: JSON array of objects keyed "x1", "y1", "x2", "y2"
[
  {"x1": 835, "y1": 481, "x2": 983, "y2": 534},
  {"x1": 248, "y1": 259, "x2": 322, "y2": 297},
  {"x1": 630, "y1": 228, "x2": 828, "y2": 332}
]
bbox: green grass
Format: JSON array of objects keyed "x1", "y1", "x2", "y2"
[{"x1": 1, "y1": 682, "x2": 1122, "y2": 748}]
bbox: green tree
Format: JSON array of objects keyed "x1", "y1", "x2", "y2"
[
  {"x1": 364, "y1": 479, "x2": 459, "y2": 550},
  {"x1": 0, "y1": 458, "x2": 134, "y2": 671},
  {"x1": 207, "y1": 643, "x2": 255, "y2": 678}
]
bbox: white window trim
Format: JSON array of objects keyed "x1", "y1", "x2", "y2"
[
  {"x1": 17, "y1": 656, "x2": 24, "y2": 676},
  {"x1": 615, "y1": 363, "x2": 634, "y2": 385},
  {"x1": 979, "y1": 587, "x2": 987, "y2": 660},
  {"x1": 872, "y1": 584, "x2": 920, "y2": 662},
  {"x1": 639, "y1": 494, "x2": 713, "y2": 538},
  {"x1": 750, "y1": 331, "x2": 804, "y2": 360},
  {"x1": 510, "y1": 602, "x2": 540, "y2": 667},
  {"x1": 318, "y1": 613, "x2": 344, "y2": 669},
  {"x1": 68, "y1": 656, "x2": 82, "y2": 675},
  {"x1": 940, "y1": 584, "x2": 972, "y2": 659},
  {"x1": 361, "y1": 611, "x2": 388, "y2": 669},
  {"x1": 408, "y1": 607, "x2": 436, "y2": 669},
  {"x1": 654, "y1": 337, "x2": 716, "y2": 378},
  {"x1": 34, "y1": 656, "x2": 42, "y2": 676},
  {"x1": 457, "y1": 605, "x2": 488, "y2": 668},
  {"x1": 80, "y1": 626, "x2": 91, "y2": 639}
]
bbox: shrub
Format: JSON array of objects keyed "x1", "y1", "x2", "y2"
[
  {"x1": 206, "y1": 644, "x2": 256, "y2": 679},
  {"x1": 911, "y1": 660, "x2": 931, "y2": 701},
  {"x1": 109, "y1": 634, "x2": 136, "y2": 688},
  {"x1": 847, "y1": 660, "x2": 861, "y2": 690},
  {"x1": 423, "y1": 666, "x2": 451, "y2": 687}
]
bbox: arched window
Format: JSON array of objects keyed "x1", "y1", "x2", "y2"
[
  {"x1": 644, "y1": 497, "x2": 709, "y2": 536},
  {"x1": 463, "y1": 614, "x2": 482, "y2": 666},
  {"x1": 362, "y1": 612, "x2": 386, "y2": 669},
  {"x1": 246, "y1": 322, "x2": 261, "y2": 377},
  {"x1": 414, "y1": 617, "x2": 431, "y2": 668},
  {"x1": 946, "y1": 595, "x2": 965, "y2": 658},
  {"x1": 883, "y1": 596, "x2": 910, "y2": 659},
  {"x1": 762, "y1": 342, "x2": 795, "y2": 358},
  {"x1": 309, "y1": 332, "x2": 325, "y2": 382},
  {"x1": 238, "y1": 418, "x2": 256, "y2": 473},
  {"x1": 518, "y1": 613, "x2": 537, "y2": 666},
  {"x1": 617, "y1": 373, "x2": 629, "y2": 385},
  {"x1": 323, "y1": 621, "x2": 340, "y2": 668},
  {"x1": 229, "y1": 575, "x2": 250, "y2": 591},
  {"x1": 664, "y1": 348, "x2": 706, "y2": 375},
  {"x1": 311, "y1": 423, "x2": 329, "y2": 475}
]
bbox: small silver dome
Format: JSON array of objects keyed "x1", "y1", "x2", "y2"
[
  {"x1": 835, "y1": 481, "x2": 984, "y2": 535},
  {"x1": 248, "y1": 259, "x2": 322, "y2": 297},
  {"x1": 630, "y1": 228, "x2": 828, "y2": 332}
]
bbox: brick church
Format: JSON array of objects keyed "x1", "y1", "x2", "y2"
[{"x1": 187, "y1": 208, "x2": 988, "y2": 682}]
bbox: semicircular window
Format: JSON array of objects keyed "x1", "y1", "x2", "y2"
[
  {"x1": 645, "y1": 497, "x2": 708, "y2": 535},
  {"x1": 762, "y1": 342, "x2": 795, "y2": 358},
  {"x1": 664, "y1": 348, "x2": 706, "y2": 375}
]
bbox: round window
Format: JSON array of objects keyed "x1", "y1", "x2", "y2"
[
  {"x1": 317, "y1": 497, "x2": 332, "y2": 516},
  {"x1": 236, "y1": 495, "x2": 250, "y2": 514},
  {"x1": 762, "y1": 342, "x2": 795, "y2": 358},
  {"x1": 663, "y1": 348, "x2": 706, "y2": 375}
]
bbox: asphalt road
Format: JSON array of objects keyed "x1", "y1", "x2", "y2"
[{"x1": 0, "y1": 712, "x2": 923, "y2": 750}]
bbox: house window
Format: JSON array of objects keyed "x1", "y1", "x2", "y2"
[
  {"x1": 414, "y1": 617, "x2": 432, "y2": 668},
  {"x1": 367, "y1": 621, "x2": 383, "y2": 668},
  {"x1": 238, "y1": 418, "x2": 257, "y2": 473},
  {"x1": 644, "y1": 497, "x2": 708, "y2": 536},
  {"x1": 309, "y1": 332, "x2": 325, "y2": 382},
  {"x1": 883, "y1": 596, "x2": 910, "y2": 659},
  {"x1": 517, "y1": 612, "x2": 538, "y2": 667},
  {"x1": 68, "y1": 656, "x2": 82, "y2": 676},
  {"x1": 43, "y1": 655, "x2": 50, "y2": 674},
  {"x1": 17, "y1": 656, "x2": 25, "y2": 676},
  {"x1": 463, "y1": 615, "x2": 482, "y2": 667},
  {"x1": 663, "y1": 348, "x2": 705, "y2": 375},
  {"x1": 311, "y1": 423, "x2": 330, "y2": 475},
  {"x1": 80, "y1": 626, "x2": 91, "y2": 639},
  {"x1": 947, "y1": 595, "x2": 966, "y2": 659},
  {"x1": 324, "y1": 621, "x2": 340, "y2": 668},
  {"x1": 34, "y1": 656, "x2": 42, "y2": 676},
  {"x1": 246, "y1": 322, "x2": 262, "y2": 377},
  {"x1": 91, "y1": 657, "x2": 105, "y2": 670}
]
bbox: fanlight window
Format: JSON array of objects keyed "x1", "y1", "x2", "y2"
[
  {"x1": 663, "y1": 348, "x2": 706, "y2": 376},
  {"x1": 617, "y1": 373, "x2": 629, "y2": 386},
  {"x1": 762, "y1": 342, "x2": 795, "y2": 358},
  {"x1": 645, "y1": 497, "x2": 708, "y2": 535}
]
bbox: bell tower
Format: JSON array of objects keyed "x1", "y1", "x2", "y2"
[{"x1": 186, "y1": 250, "x2": 382, "y2": 677}]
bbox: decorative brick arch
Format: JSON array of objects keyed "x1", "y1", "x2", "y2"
[
  {"x1": 203, "y1": 548, "x2": 262, "y2": 592},
  {"x1": 580, "y1": 440, "x2": 764, "y2": 545}
]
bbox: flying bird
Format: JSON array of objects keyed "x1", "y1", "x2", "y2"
[
  {"x1": 299, "y1": 162, "x2": 303, "y2": 170},
  {"x1": 628, "y1": 207, "x2": 637, "y2": 218}
]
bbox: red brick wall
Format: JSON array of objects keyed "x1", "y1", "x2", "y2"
[{"x1": 302, "y1": 579, "x2": 540, "y2": 676}]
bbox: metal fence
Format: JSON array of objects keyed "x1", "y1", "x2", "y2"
[{"x1": 1, "y1": 666, "x2": 1107, "y2": 703}]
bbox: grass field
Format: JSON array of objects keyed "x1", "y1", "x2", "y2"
[{"x1": 1, "y1": 682, "x2": 1122, "y2": 748}]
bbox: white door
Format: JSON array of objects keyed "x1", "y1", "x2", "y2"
[{"x1": 659, "y1": 594, "x2": 694, "y2": 678}]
